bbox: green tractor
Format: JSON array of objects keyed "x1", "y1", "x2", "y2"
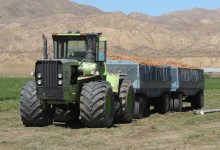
[{"x1": 20, "y1": 31, "x2": 135, "y2": 128}]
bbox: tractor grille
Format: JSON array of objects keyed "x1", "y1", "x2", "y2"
[
  {"x1": 36, "y1": 60, "x2": 63, "y2": 99},
  {"x1": 42, "y1": 61, "x2": 59, "y2": 87}
]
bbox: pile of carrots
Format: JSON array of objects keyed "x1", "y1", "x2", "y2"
[{"x1": 107, "y1": 53, "x2": 197, "y2": 69}]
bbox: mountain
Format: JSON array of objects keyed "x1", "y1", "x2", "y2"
[
  {"x1": 152, "y1": 8, "x2": 220, "y2": 34},
  {"x1": 0, "y1": 0, "x2": 102, "y2": 18},
  {"x1": 0, "y1": 0, "x2": 220, "y2": 73},
  {"x1": 128, "y1": 8, "x2": 220, "y2": 58}
]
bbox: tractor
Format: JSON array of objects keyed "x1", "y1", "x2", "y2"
[{"x1": 20, "y1": 31, "x2": 135, "y2": 128}]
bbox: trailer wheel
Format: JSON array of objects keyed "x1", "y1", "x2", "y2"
[
  {"x1": 20, "y1": 81, "x2": 54, "y2": 127},
  {"x1": 169, "y1": 99, "x2": 174, "y2": 111},
  {"x1": 80, "y1": 81, "x2": 114, "y2": 128},
  {"x1": 159, "y1": 93, "x2": 170, "y2": 114},
  {"x1": 191, "y1": 96, "x2": 197, "y2": 109},
  {"x1": 154, "y1": 98, "x2": 160, "y2": 112},
  {"x1": 133, "y1": 97, "x2": 144, "y2": 119},
  {"x1": 114, "y1": 80, "x2": 135, "y2": 123},
  {"x1": 196, "y1": 91, "x2": 204, "y2": 109},
  {"x1": 145, "y1": 99, "x2": 151, "y2": 117},
  {"x1": 191, "y1": 91, "x2": 204, "y2": 109},
  {"x1": 173, "y1": 93, "x2": 183, "y2": 112}
]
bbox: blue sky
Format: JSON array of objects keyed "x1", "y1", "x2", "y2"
[{"x1": 72, "y1": 0, "x2": 220, "y2": 16}]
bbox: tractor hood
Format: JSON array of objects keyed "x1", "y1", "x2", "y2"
[{"x1": 36, "y1": 59, "x2": 81, "y2": 66}]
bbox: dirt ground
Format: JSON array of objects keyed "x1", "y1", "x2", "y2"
[{"x1": 0, "y1": 108, "x2": 220, "y2": 150}]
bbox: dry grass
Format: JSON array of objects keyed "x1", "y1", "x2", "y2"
[
  {"x1": 0, "y1": 110, "x2": 220, "y2": 150},
  {"x1": 0, "y1": 79, "x2": 220, "y2": 149}
]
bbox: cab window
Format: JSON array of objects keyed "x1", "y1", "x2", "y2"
[{"x1": 97, "y1": 41, "x2": 106, "y2": 62}]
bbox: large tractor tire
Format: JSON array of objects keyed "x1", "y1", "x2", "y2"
[
  {"x1": 20, "y1": 81, "x2": 54, "y2": 127},
  {"x1": 172, "y1": 93, "x2": 183, "y2": 112},
  {"x1": 114, "y1": 80, "x2": 135, "y2": 123},
  {"x1": 159, "y1": 93, "x2": 170, "y2": 114},
  {"x1": 191, "y1": 91, "x2": 204, "y2": 109},
  {"x1": 80, "y1": 81, "x2": 114, "y2": 128}
]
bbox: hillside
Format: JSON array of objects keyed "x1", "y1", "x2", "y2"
[
  {"x1": 0, "y1": 0, "x2": 220, "y2": 72},
  {"x1": 0, "y1": 0, "x2": 102, "y2": 18}
]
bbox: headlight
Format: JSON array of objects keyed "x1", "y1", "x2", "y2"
[
  {"x1": 37, "y1": 73, "x2": 42, "y2": 79},
  {"x1": 37, "y1": 80, "x2": 42, "y2": 85},
  {"x1": 58, "y1": 73, "x2": 63, "y2": 79},
  {"x1": 95, "y1": 71, "x2": 100, "y2": 76},
  {"x1": 91, "y1": 70, "x2": 95, "y2": 75},
  {"x1": 58, "y1": 80, "x2": 63, "y2": 85}
]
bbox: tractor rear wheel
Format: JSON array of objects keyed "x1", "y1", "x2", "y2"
[
  {"x1": 20, "y1": 81, "x2": 54, "y2": 127},
  {"x1": 114, "y1": 80, "x2": 135, "y2": 123},
  {"x1": 80, "y1": 81, "x2": 114, "y2": 128}
]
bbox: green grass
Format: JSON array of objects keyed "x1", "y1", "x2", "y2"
[
  {"x1": 205, "y1": 79, "x2": 220, "y2": 89},
  {"x1": 0, "y1": 78, "x2": 32, "y2": 111},
  {"x1": 0, "y1": 78, "x2": 219, "y2": 111},
  {"x1": 0, "y1": 78, "x2": 32, "y2": 100}
]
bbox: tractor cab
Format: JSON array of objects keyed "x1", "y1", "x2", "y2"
[{"x1": 52, "y1": 31, "x2": 107, "y2": 62}]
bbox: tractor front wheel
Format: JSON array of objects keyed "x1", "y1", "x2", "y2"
[
  {"x1": 80, "y1": 81, "x2": 114, "y2": 128},
  {"x1": 20, "y1": 81, "x2": 54, "y2": 127}
]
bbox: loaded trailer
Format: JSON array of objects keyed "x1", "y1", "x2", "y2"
[
  {"x1": 170, "y1": 67, "x2": 204, "y2": 112},
  {"x1": 107, "y1": 59, "x2": 205, "y2": 118}
]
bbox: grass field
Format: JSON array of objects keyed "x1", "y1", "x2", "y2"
[
  {"x1": 205, "y1": 79, "x2": 220, "y2": 89},
  {"x1": 0, "y1": 78, "x2": 32, "y2": 111},
  {"x1": 0, "y1": 78, "x2": 220, "y2": 149}
]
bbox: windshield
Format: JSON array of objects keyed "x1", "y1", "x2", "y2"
[
  {"x1": 53, "y1": 39, "x2": 87, "y2": 61},
  {"x1": 53, "y1": 35, "x2": 107, "y2": 62}
]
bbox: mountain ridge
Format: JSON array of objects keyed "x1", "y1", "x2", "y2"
[{"x1": 0, "y1": 0, "x2": 102, "y2": 18}]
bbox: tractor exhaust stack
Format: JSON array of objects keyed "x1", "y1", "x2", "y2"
[{"x1": 42, "y1": 34, "x2": 48, "y2": 59}]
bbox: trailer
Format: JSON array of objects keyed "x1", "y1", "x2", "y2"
[
  {"x1": 170, "y1": 67, "x2": 204, "y2": 111},
  {"x1": 107, "y1": 59, "x2": 205, "y2": 118},
  {"x1": 107, "y1": 59, "x2": 172, "y2": 118}
]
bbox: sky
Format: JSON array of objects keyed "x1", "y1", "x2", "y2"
[{"x1": 72, "y1": 0, "x2": 220, "y2": 16}]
